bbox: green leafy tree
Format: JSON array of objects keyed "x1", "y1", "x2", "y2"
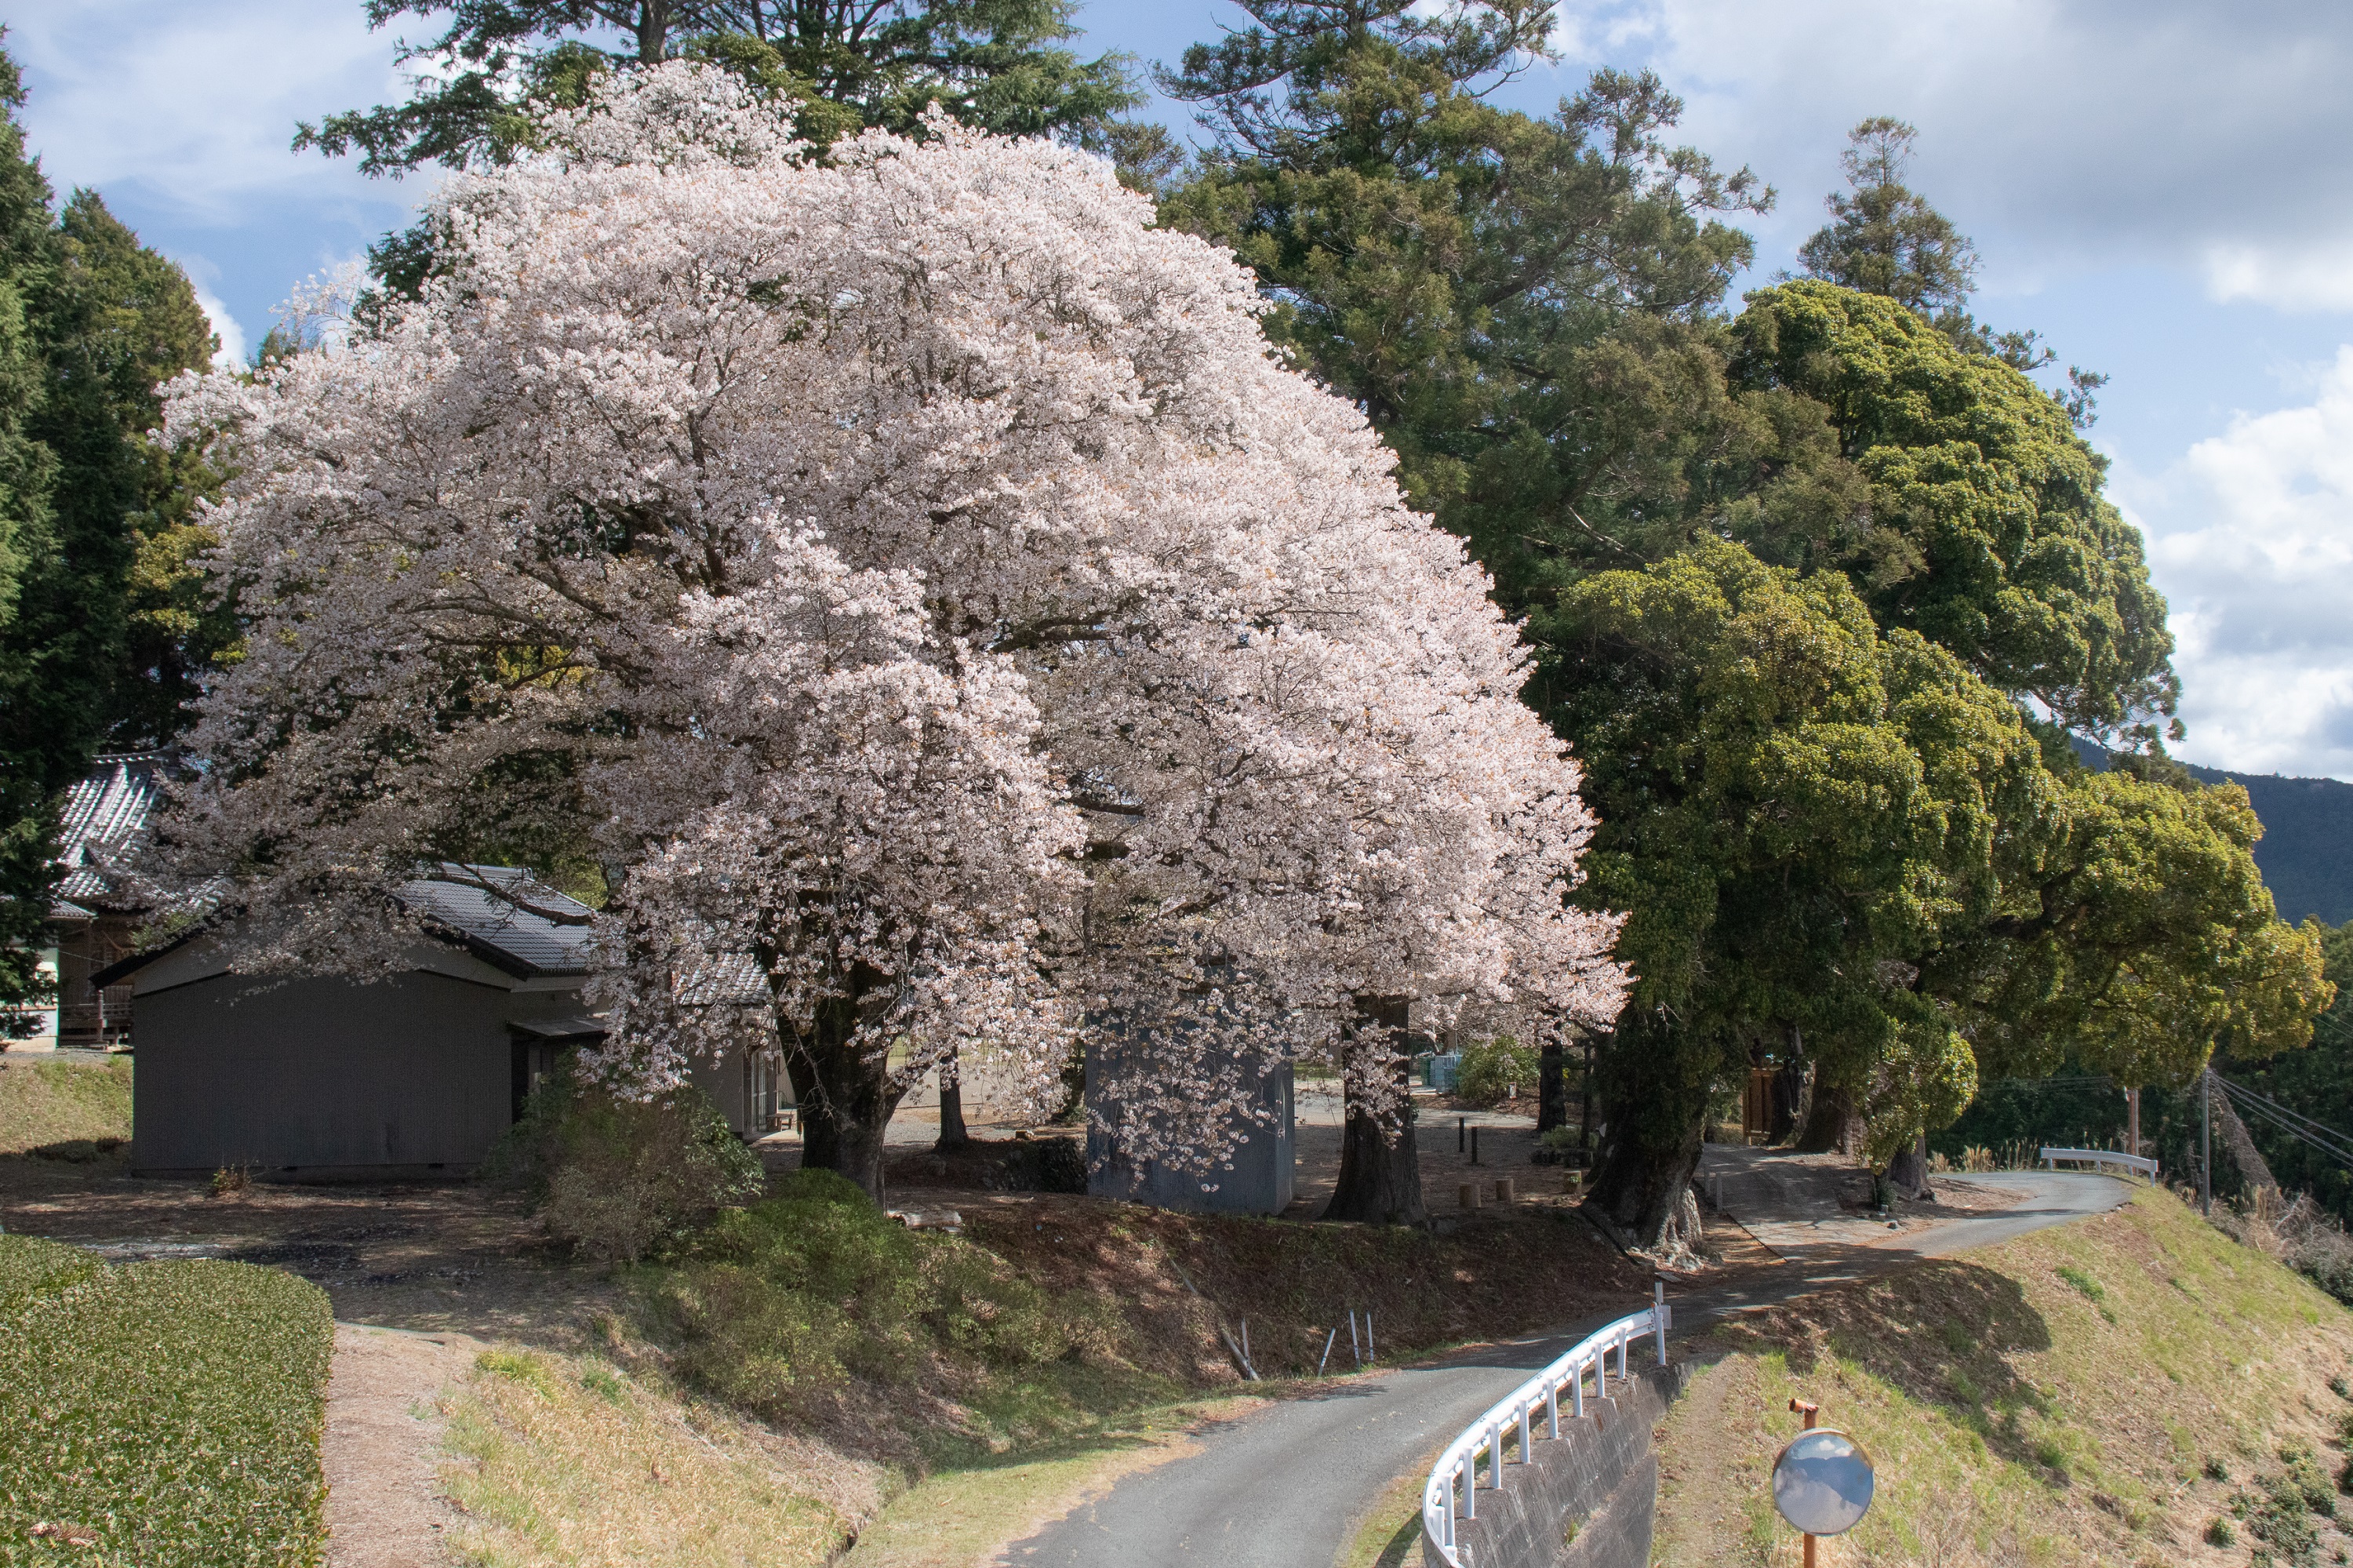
[
  {"x1": 0, "y1": 43, "x2": 220, "y2": 1009},
  {"x1": 1729, "y1": 281, "x2": 2175, "y2": 744},
  {"x1": 1547, "y1": 540, "x2": 2326, "y2": 1240},
  {"x1": 1544, "y1": 540, "x2": 2032, "y2": 1239},
  {"x1": 1796, "y1": 117, "x2": 1976, "y2": 318},
  {"x1": 35, "y1": 194, "x2": 221, "y2": 750},
  {"x1": 296, "y1": 0, "x2": 1140, "y2": 176},
  {"x1": 0, "y1": 44, "x2": 59, "y2": 1010},
  {"x1": 1161, "y1": 5, "x2": 1769, "y2": 528},
  {"x1": 1795, "y1": 116, "x2": 2108, "y2": 424}
]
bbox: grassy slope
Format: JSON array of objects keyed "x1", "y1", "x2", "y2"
[
  {"x1": 438, "y1": 1345, "x2": 858, "y2": 1568},
  {"x1": 0, "y1": 1234, "x2": 333, "y2": 1568},
  {"x1": 1655, "y1": 1188, "x2": 2353, "y2": 1566},
  {"x1": 0, "y1": 1056, "x2": 131, "y2": 1155},
  {"x1": 446, "y1": 1188, "x2": 1646, "y2": 1568}
]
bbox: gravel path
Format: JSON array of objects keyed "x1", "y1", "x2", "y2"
[{"x1": 1005, "y1": 1166, "x2": 2133, "y2": 1568}]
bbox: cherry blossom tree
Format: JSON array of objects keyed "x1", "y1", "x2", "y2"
[{"x1": 165, "y1": 64, "x2": 1624, "y2": 1201}]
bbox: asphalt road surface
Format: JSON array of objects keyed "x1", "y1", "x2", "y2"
[{"x1": 1006, "y1": 1166, "x2": 2133, "y2": 1568}]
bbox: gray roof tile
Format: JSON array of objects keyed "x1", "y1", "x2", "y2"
[{"x1": 397, "y1": 864, "x2": 598, "y2": 978}]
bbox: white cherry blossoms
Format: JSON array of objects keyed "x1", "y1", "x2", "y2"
[{"x1": 162, "y1": 64, "x2": 1627, "y2": 1169}]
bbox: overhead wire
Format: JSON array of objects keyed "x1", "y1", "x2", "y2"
[{"x1": 2211, "y1": 1072, "x2": 2353, "y2": 1173}]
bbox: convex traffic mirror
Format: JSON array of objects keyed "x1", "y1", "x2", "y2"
[{"x1": 1771, "y1": 1428, "x2": 1875, "y2": 1537}]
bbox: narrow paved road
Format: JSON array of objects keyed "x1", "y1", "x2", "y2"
[{"x1": 1006, "y1": 1168, "x2": 2131, "y2": 1568}]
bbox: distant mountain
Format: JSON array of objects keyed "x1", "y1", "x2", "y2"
[{"x1": 2072, "y1": 739, "x2": 2353, "y2": 927}]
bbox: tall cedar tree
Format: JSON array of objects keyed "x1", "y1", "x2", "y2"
[
  {"x1": 1163, "y1": 11, "x2": 2328, "y2": 1241},
  {"x1": 0, "y1": 43, "x2": 218, "y2": 1008},
  {"x1": 297, "y1": 0, "x2": 1140, "y2": 172},
  {"x1": 1797, "y1": 116, "x2": 2108, "y2": 424}
]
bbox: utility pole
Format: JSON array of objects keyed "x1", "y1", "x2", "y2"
[
  {"x1": 2125, "y1": 1086, "x2": 2140, "y2": 1159},
  {"x1": 2200, "y1": 1068, "x2": 2213, "y2": 1217}
]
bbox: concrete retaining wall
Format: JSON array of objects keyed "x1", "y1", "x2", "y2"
[{"x1": 1424, "y1": 1362, "x2": 1691, "y2": 1568}]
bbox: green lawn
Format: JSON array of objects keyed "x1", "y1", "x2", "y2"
[
  {"x1": 0, "y1": 1055, "x2": 132, "y2": 1155},
  {"x1": 0, "y1": 1235, "x2": 334, "y2": 1566}
]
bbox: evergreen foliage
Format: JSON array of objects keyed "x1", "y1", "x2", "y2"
[
  {"x1": 296, "y1": 0, "x2": 1141, "y2": 176},
  {"x1": 0, "y1": 42, "x2": 219, "y2": 1006},
  {"x1": 0, "y1": 1235, "x2": 333, "y2": 1566},
  {"x1": 1157, "y1": 12, "x2": 2333, "y2": 1242},
  {"x1": 1729, "y1": 282, "x2": 2173, "y2": 740}
]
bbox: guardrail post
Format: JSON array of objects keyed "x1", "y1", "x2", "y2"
[
  {"x1": 1489, "y1": 1424, "x2": 1504, "y2": 1489},
  {"x1": 1654, "y1": 1277, "x2": 1669, "y2": 1366},
  {"x1": 1546, "y1": 1382, "x2": 1559, "y2": 1439},
  {"x1": 1518, "y1": 1404, "x2": 1532, "y2": 1462},
  {"x1": 1573, "y1": 1357, "x2": 1586, "y2": 1417},
  {"x1": 1461, "y1": 1454, "x2": 1475, "y2": 1519}
]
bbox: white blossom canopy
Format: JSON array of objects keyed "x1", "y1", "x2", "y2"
[{"x1": 164, "y1": 65, "x2": 1627, "y2": 1146}]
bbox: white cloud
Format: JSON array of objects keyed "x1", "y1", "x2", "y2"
[
  {"x1": 2202, "y1": 245, "x2": 2353, "y2": 313},
  {"x1": 191, "y1": 285, "x2": 247, "y2": 369},
  {"x1": 9, "y1": 0, "x2": 424, "y2": 225},
  {"x1": 2116, "y1": 347, "x2": 2353, "y2": 779},
  {"x1": 1551, "y1": 0, "x2": 2353, "y2": 309}
]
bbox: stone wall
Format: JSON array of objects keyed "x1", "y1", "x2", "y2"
[{"x1": 1423, "y1": 1362, "x2": 1691, "y2": 1568}]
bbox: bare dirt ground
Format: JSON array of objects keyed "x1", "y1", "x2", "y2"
[
  {"x1": 1696, "y1": 1144, "x2": 2025, "y2": 1264},
  {"x1": 0, "y1": 1152, "x2": 625, "y2": 1347},
  {"x1": 324, "y1": 1324, "x2": 482, "y2": 1568}
]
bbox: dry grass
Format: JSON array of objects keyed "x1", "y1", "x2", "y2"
[
  {"x1": 0, "y1": 1055, "x2": 131, "y2": 1155},
  {"x1": 840, "y1": 1396, "x2": 1253, "y2": 1568},
  {"x1": 438, "y1": 1343, "x2": 874, "y2": 1568},
  {"x1": 958, "y1": 1192, "x2": 1652, "y2": 1388},
  {"x1": 1655, "y1": 1187, "x2": 2353, "y2": 1567}
]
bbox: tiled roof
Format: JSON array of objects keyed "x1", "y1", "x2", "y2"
[
  {"x1": 50, "y1": 754, "x2": 174, "y2": 917},
  {"x1": 676, "y1": 951, "x2": 769, "y2": 1007},
  {"x1": 396, "y1": 864, "x2": 598, "y2": 978}
]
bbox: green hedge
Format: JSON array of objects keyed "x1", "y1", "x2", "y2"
[{"x1": 0, "y1": 1235, "x2": 333, "y2": 1566}]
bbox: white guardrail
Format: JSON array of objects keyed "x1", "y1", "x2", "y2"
[
  {"x1": 1420, "y1": 1282, "x2": 1670, "y2": 1566},
  {"x1": 2039, "y1": 1146, "x2": 2158, "y2": 1180}
]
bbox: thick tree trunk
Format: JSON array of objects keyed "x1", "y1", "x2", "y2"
[
  {"x1": 779, "y1": 991, "x2": 902, "y2": 1202},
  {"x1": 1885, "y1": 1130, "x2": 1930, "y2": 1199},
  {"x1": 936, "y1": 1044, "x2": 972, "y2": 1151},
  {"x1": 1580, "y1": 1011, "x2": 1713, "y2": 1251},
  {"x1": 1578, "y1": 1037, "x2": 1597, "y2": 1164},
  {"x1": 1795, "y1": 1078, "x2": 1860, "y2": 1155},
  {"x1": 2213, "y1": 1089, "x2": 2278, "y2": 1200},
  {"x1": 1323, "y1": 997, "x2": 1428, "y2": 1226},
  {"x1": 1537, "y1": 1041, "x2": 1567, "y2": 1135},
  {"x1": 1769, "y1": 1050, "x2": 1807, "y2": 1145}
]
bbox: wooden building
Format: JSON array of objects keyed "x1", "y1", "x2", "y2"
[{"x1": 94, "y1": 864, "x2": 785, "y2": 1178}]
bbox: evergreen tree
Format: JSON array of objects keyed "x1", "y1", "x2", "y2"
[
  {"x1": 0, "y1": 42, "x2": 220, "y2": 1010},
  {"x1": 1162, "y1": 12, "x2": 2329, "y2": 1241},
  {"x1": 1797, "y1": 116, "x2": 2108, "y2": 425},
  {"x1": 296, "y1": 0, "x2": 1141, "y2": 175},
  {"x1": 1796, "y1": 117, "x2": 1976, "y2": 316}
]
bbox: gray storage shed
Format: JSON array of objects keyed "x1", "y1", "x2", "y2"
[
  {"x1": 97, "y1": 864, "x2": 784, "y2": 1178},
  {"x1": 1085, "y1": 1039, "x2": 1296, "y2": 1215}
]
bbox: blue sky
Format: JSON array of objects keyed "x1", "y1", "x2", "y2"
[{"x1": 15, "y1": 0, "x2": 2353, "y2": 779}]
